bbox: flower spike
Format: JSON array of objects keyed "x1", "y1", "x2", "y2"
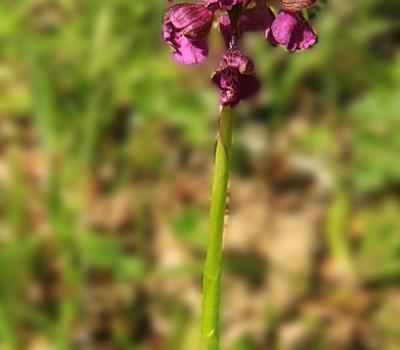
[{"x1": 163, "y1": 0, "x2": 322, "y2": 98}]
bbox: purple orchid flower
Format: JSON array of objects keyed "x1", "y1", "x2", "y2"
[
  {"x1": 267, "y1": 0, "x2": 317, "y2": 51},
  {"x1": 212, "y1": 49, "x2": 260, "y2": 106},
  {"x1": 163, "y1": 3, "x2": 214, "y2": 64},
  {"x1": 269, "y1": 11, "x2": 317, "y2": 51}
]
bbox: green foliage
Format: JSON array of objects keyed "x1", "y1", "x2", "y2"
[
  {"x1": 350, "y1": 91, "x2": 400, "y2": 193},
  {"x1": 80, "y1": 232, "x2": 146, "y2": 281},
  {"x1": 358, "y1": 200, "x2": 400, "y2": 283},
  {"x1": 172, "y1": 206, "x2": 206, "y2": 249}
]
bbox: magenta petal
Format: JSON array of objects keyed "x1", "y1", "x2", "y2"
[
  {"x1": 296, "y1": 22, "x2": 317, "y2": 50},
  {"x1": 271, "y1": 12, "x2": 298, "y2": 46},
  {"x1": 172, "y1": 34, "x2": 209, "y2": 64},
  {"x1": 270, "y1": 11, "x2": 317, "y2": 51}
]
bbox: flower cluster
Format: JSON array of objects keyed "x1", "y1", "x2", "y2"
[{"x1": 163, "y1": 0, "x2": 320, "y2": 106}]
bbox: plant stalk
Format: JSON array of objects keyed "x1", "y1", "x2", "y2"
[{"x1": 201, "y1": 106, "x2": 233, "y2": 350}]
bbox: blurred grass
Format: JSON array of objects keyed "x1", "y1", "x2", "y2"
[{"x1": 0, "y1": 0, "x2": 399, "y2": 349}]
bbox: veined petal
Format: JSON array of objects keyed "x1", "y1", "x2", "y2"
[
  {"x1": 169, "y1": 3, "x2": 213, "y2": 30},
  {"x1": 280, "y1": 0, "x2": 316, "y2": 12}
]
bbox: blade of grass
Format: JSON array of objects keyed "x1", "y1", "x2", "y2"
[{"x1": 325, "y1": 189, "x2": 353, "y2": 277}]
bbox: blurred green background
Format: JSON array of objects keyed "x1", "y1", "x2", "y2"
[{"x1": 0, "y1": 0, "x2": 400, "y2": 349}]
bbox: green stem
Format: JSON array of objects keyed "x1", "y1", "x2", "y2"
[{"x1": 201, "y1": 106, "x2": 233, "y2": 350}]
